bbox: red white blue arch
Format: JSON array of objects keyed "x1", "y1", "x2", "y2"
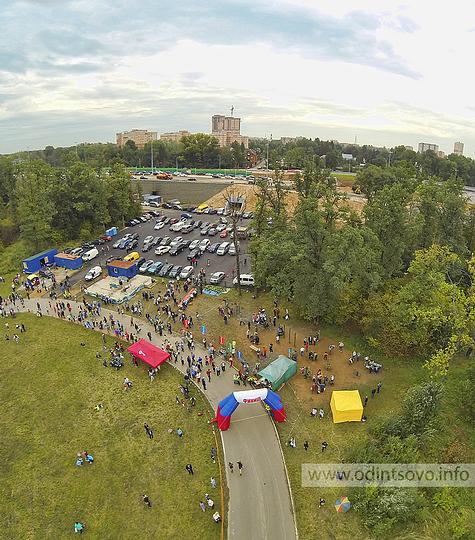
[{"x1": 213, "y1": 388, "x2": 286, "y2": 431}]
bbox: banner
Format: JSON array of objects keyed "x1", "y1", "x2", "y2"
[
  {"x1": 219, "y1": 335, "x2": 225, "y2": 345},
  {"x1": 201, "y1": 324, "x2": 206, "y2": 335}
]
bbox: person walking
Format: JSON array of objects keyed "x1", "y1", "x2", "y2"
[
  {"x1": 371, "y1": 388, "x2": 376, "y2": 398},
  {"x1": 303, "y1": 440, "x2": 309, "y2": 451},
  {"x1": 321, "y1": 441, "x2": 328, "y2": 453},
  {"x1": 363, "y1": 395, "x2": 368, "y2": 407},
  {"x1": 144, "y1": 423, "x2": 150, "y2": 436},
  {"x1": 377, "y1": 381, "x2": 382, "y2": 394},
  {"x1": 228, "y1": 462, "x2": 234, "y2": 473},
  {"x1": 210, "y1": 477, "x2": 217, "y2": 488},
  {"x1": 142, "y1": 494, "x2": 152, "y2": 508},
  {"x1": 199, "y1": 500, "x2": 206, "y2": 512},
  {"x1": 186, "y1": 463, "x2": 194, "y2": 475},
  {"x1": 237, "y1": 461, "x2": 243, "y2": 476}
]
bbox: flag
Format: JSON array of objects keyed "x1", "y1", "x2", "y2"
[
  {"x1": 201, "y1": 324, "x2": 206, "y2": 335},
  {"x1": 219, "y1": 336, "x2": 225, "y2": 345}
]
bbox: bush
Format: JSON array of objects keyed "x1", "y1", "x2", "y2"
[
  {"x1": 0, "y1": 239, "x2": 30, "y2": 274},
  {"x1": 351, "y1": 486, "x2": 424, "y2": 536}
]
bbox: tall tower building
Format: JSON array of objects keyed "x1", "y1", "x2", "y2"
[
  {"x1": 211, "y1": 111, "x2": 248, "y2": 148},
  {"x1": 453, "y1": 141, "x2": 464, "y2": 156}
]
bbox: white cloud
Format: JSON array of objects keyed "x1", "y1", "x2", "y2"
[{"x1": 1, "y1": 0, "x2": 475, "y2": 156}]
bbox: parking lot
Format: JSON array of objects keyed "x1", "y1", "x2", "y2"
[{"x1": 69, "y1": 207, "x2": 252, "y2": 289}]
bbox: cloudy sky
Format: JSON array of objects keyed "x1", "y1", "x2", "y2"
[{"x1": 2, "y1": 0, "x2": 475, "y2": 155}]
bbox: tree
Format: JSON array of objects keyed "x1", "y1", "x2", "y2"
[
  {"x1": 181, "y1": 133, "x2": 219, "y2": 168},
  {"x1": 362, "y1": 245, "x2": 470, "y2": 359},
  {"x1": 364, "y1": 183, "x2": 414, "y2": 278},
  {"x1": 222, "y1": 187, "x2": 246, "y2": 295},
  {"x1": 14, "y1": 161, "x2": 56, "y2": 248},
  {"x1": 354, "y1": 165, "x2": 397, "y2": 202}
]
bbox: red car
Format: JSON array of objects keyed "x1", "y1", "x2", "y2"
[
  {"x1": 100, "y1": 235, "x2": 112, "y2": 241},
  {"x1": 169, "y1": 218, "x2": 179, "y2": 224},
  {"x1": 219, "y1": 230, "x2": 228, "y2": 238}
]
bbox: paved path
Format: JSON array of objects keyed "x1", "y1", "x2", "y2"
[{"x1": 14, "y1": 298, "x2": 297, "y2": 540}]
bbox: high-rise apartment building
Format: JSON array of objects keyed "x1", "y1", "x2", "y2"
[
  {"x1": 160, "y1": 130, "x2": 191, "y2": 143},
  {"x1": 453, "y1": 141, "x2": 464, "y2": 156},
  {"x1": 211, "y1": 112, "x2": 249, "y2": 148},
  {"x1": 418, "y1": 142, "x2": 439, "y2": 153},
  {"x1": 116, "y1": 129, "x2": 157, "y2": 149}
]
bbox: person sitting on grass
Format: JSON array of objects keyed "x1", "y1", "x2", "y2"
[
  {"x1": 213, "y1": 511, "x2": 221, "y2": 523},
  {"x1": 177, "y1": 428, "x2": 184, "y2": 438},
  {"x1": 74, "y1": 521, "x2": 85, "y2": 534}
]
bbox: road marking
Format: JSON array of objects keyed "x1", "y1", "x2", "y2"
[{"x1": 230, "y1": 413, "x2": 268, "y2": 423}]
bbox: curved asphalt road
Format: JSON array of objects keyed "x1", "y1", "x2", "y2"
[{"x1": 13, "y1": 298, "x2": 297, "y2": 540}]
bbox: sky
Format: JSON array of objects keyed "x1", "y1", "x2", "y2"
[{"x1": 1, "y1": 0, "x2": 475, "y2": 155}]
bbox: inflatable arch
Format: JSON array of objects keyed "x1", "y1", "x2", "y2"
[{"x1": 213, "y1": 388, "x2": 286, "y2": 431}]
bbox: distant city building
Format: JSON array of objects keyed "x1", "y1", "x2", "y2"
[
  {"x1": 404, "y1": 145, "x2": 414, "y2": 151},
  {"x1": 280, "y1": 137, "x2": 296, "y2": 145},
  {"x1": 116, "y1": 129, "x2": 157, "y2": 149},
  {"x1": 211, "y1": 112, "x2": 249, "y2": 148},
  {"x1": 418, "y1": 142, "x2": 439, "y2": 153},
  {"x1": 160, "y1": 130, "x2": 191, "y2": 143},
  {"x1": 341, "y1": 153, "x2": 354, "y2": 161},
  {"x1": 246, "y1": 149, "x2": 259, "y2": 167},
  {"x1": 453, "y1": 141, "x2": 464, "y2": 156},
  {"x1": 437, "y1": 150, "x2": 446, "y2": 158}
]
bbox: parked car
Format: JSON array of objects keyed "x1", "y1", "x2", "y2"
[
  {"x1": 139, "y1": 260, "x2": 155, "y2": 273},
  {"x1": 160, "y1": 236, "x2": 171, "y2": 246},
  {"x1": 181, "y1": 212, "x2": 193, "y2": 220},
  {"x1": 169, "y1": 243, "x2": 186, "y2": 256},
  {"x1": 216, "y1": 224, "x2": 226, "y2": 232},
  {"x1": 100, "y1": 235, "x2": 112, "y2": 242},
  {"x1": 136, "y1": 257, "x2": 146, "y2": 268},
  {"x1": 200, "y1": 226, "x2": 210, "y2": 236},
  {"x1": 168, "y1": 265, "x2": 183, "y2": 278},
  {"x1": 170, "y1": 236, "x2": 183, "y2": 248},
  {"x1": 154, "y1": 221, "x2": 165, "y2": 230},
  {"x1": 82, "y1": 247, "x2": 99, "y2": 261},
  {"x1": 155, "y1": 245, "x2": 171, "y2": 255},
  {"x1": 158, "y1": 263, "x2": 173, "y2": 277},
  {"x1": 70, "y1": 247, "x2": 84, "y2": 256},
  {"x1": 179, "y1": 266, "x2": 194, "y2": 279},
  {"x1": 217, "y1": 242, "x2": 230, "y2": 255},
  {"x1": 199, "y1": 238, "x2": 210, "y2": 251},
  {"x1": 126, "y1": 238, "x2": 138, "y2": 250},
  {"x1": 148, "y1": 261, "x2": 164, "y2": 274},
  {"x1": 181, "y1": 224, "x2": 194, "y2": 234},
  {"x1": 152, "y1": 237, "x2": 161, "y2": 246},
  {"x1": 187, "y1": 248, "x2": 202, "y2": 261},
  {"x1": 85, "y1": 266, "x2": 102, "y2": 281},
  {"x1": 229, "y1": 243, "x2": 237, "y2": 256},
  {"x1": 194, "y1": 220, "x2": 202, "y2": 229},
  {"x1": 219, "y1": 230, "x2": 228, "y2": 238},
  {"x1": 207, "y1": 242, "x2": 220, "y2": 253},
  {"x1": 210, "y1": 271, "x2": 225, "y2": 284},
  {"x1": 143, "y1": 235, "x2": 154, "y2": 245},
  {"x1": 233, "y1": 274, "x2": 255, "y2": 287},
  {"x1": 124, "y1": 251, "x2": 140, "y2": 262},
  {"x1": 208, "y1": 228, "x2": 217, "y2": 236},
  {"x1": 189, "y1": 239, "x2": 200, "y2": 250}
]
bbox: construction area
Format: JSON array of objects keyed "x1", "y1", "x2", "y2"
[{"x1": 85, "y1": 275, "x2": 154, "y2": 303}]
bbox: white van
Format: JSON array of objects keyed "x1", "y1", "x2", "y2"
[
  {"x1": 170, "y1": 221, "x2": 185, "y2": 232},
  {"x1": 233, "y1": 274, "x2": 255, "y2": 287},
  {"x1": 85, "y1": 266, "x2": 102, "y2": 281},
  {"x1": 82, "y1": 247, "x2": 99, "y2": 261},
  {"x1": 217, "y1": 242, "x2": 230, "y2": 255}
]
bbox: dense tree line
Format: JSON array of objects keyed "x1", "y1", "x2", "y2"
[
  {"x1": 251, "y1": 163, "x2": 475, "y2": 377},
  {"x1": 249, "y1": 137, "x2": 475, "y2": 186},
  {"x1": 0, "y1": 157, "x2": 141, "y2": 255},
  {"x1": 6, "y1": 135, "x2": 475, "y2": 184},
  {"x1": 5, "y1": 135, "x2": 249, "y2": 171}
]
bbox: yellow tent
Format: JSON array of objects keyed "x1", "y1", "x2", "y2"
[{"x1": 330, "y1": 390, "x2": 363, "y2": 423}]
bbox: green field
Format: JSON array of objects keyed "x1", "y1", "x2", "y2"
[
  {"x1": 0, "y1": 314, "x2": 223, "y2": 539},
  {"x1": 135, "y1": 179, "x2": 227, "y2": 205}
]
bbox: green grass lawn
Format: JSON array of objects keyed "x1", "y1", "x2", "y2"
[{"x1": 0, "y1": 314, "x2": 224, "y2": 539}]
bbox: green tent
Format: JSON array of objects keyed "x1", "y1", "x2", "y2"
[{"x1": 257, "y1": 355, "x2": 297, "y2": 390}]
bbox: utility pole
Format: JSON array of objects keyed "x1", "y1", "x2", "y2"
[{"x1": 150, "y1": 142, "x2": 154, "y2": 174}]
